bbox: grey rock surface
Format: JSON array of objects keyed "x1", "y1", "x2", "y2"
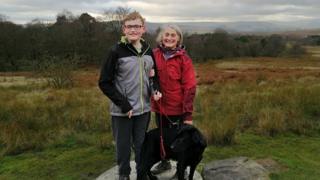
[
  {"x1": 96, "y1": 160, "x2": 203, "y2": 180},
  {"x1": 202, "y1": 157, "x2": 269, "y2": 180}
]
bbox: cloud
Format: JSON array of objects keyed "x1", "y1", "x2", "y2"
[{"x1": 0, "y1": 0, "x2": 320, "y2": 24}]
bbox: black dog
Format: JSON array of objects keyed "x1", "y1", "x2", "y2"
[{"x1": 137, "y1": 124, "x2": 207, "y2": 180}]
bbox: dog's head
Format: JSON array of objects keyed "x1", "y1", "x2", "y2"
[{"x1": 170, "y1": 124, "x2": 207, "y2": 152}]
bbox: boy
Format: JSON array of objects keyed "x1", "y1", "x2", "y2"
[{"x1": 98, "y1": 11, "x2": 160, "y2": 180}]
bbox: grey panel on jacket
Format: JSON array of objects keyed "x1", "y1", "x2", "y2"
[{"x1": 110, "y1": 54, "x2": 154, "y2": 116}]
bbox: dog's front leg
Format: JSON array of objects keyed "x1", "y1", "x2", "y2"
[
  {"x1": 145, "y1": 158, "x2": 159, "y2": 180},
  {"x1": 188, "y1": 155, "x2": 202, "y2": 180},
  {"x1": 137, "y1": 168, "x2": 158, "y2": 180},
  {"x1": 138, "y1": 156, "x2": 159, "y2": 180},
  {"x1": 146, "y1": 171, "x2": 158, "y2": 180},
  {"x1": 188, "y1": 164, "x2": 196, "y2": 180}
]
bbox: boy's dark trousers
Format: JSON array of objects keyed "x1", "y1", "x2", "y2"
[{"x1": 111, "y1": 112, "x2": 150, "y2": 176}]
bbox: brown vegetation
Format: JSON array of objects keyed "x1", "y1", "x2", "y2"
[
  {"x1": 2, "y1": 57, "x2": 320, "y2": 88},
  {"x1": 196, "y1": 57, "x2": 320, "y2": 85}
]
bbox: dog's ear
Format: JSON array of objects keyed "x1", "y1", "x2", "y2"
[{"x1": 170, "y1": 132, "x2": 192, "y2": 152}]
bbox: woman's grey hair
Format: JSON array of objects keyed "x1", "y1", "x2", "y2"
[{"x1": 156, "y1": 24, "x2": 183, "y2": 45}]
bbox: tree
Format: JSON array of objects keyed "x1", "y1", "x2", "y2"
[
  {"x1": 0, "y1": 14, "x2": 8, "y2": 22},
  {"x1": 103, "y1": 6, "x2": 132, "y2": 35},
  {"x1": 261, "y1": 35, "x2": 285, "y2": 57},
  {"x1": 55, "y1": 10, "x2": 75, "y2": 25},
  {"x1": 22, "y1": 20, "x2": 48, "y2": 70},
  {"x1": 0, "y1": 21, "x2": 24, "y2": 71}
]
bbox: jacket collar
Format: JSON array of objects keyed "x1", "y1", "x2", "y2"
[
  {"x1": 119, "y1": 36, "x2": 150, "y2": 56},
  {"x1": 156, "y1": 44, "x2": 186, "y2": 59}
]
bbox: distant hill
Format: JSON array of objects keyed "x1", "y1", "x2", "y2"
[{"x1": 146, "y1": 19, "x2": 320, "y2": 35}]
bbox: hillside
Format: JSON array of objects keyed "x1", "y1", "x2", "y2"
[{"x1": 147, "y1": 19, "x2": 320, "y2": 34}]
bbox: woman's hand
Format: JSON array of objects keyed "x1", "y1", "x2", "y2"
[
  {"x1": 153, "y1": 91, "x2": 162, "y2": 101},
  {"x1": 149, "y1": 69, "x2": 155, "y2": 77},
  {"x1": 184, "y1": 121, "x2": 193, "y2": 125}
]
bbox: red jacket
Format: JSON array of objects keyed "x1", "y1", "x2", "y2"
[{"x1": 151, "y1": 47, "x2": 197, "y2": 122}]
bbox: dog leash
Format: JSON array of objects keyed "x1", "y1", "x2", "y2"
[
  {"x1": 155, "y1": 98, "x2": 179, "y2": 127},
  {"x1": 159, "y1": 98, "x2": 166, "y2": 160}
]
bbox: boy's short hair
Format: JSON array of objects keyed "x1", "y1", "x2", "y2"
[
  {"x1": 156, "y1": 24, "x2": 183, "y2": 45},
  {"x1": 122, "y1": 11, "x2": 145, "y2": 25}
]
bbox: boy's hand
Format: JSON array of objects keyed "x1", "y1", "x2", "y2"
[
  {"x1": 184, "y1": 121, "x2": 193, "y2": 125},
  {"x1": 149, "y1": 69, "x2": 155, "y2": 77},
  {"x1": 127, "y1": 110, "x2": 133, "y2": 118},
  {"x1": 153, "y1": 91, "x2": 162, "y2": 101}
]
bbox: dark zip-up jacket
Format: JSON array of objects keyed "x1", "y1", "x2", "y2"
[{"x1": 99, "y1": 38, "x2": 159, "y2": 116}]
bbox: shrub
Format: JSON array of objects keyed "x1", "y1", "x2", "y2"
[{"x1": 35, "y1": 55, "x2": 77, "y2": 89}]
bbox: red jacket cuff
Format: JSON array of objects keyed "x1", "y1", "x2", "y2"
[{"x1": 183, "y1": 112, "x2": 192, "y2": 121}]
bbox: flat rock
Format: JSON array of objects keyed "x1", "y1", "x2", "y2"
[
  {"x1": 202, "y1": 157, "x2": 269, "y2": 180},
  {"x1": 96, "y1": 160, "x2": 203, "y2": 180}
]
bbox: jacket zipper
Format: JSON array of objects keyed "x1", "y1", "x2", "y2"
[
  {"x1": 139, "y1": 56, "x2": 144, "y2": 113},
  {"x1": 127, "y1": 44, "x2": 149, "y2": 114}
]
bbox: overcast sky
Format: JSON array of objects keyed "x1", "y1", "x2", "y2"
[{"x1": 1, "y1": 0, "x2": 320, "y2": 24}]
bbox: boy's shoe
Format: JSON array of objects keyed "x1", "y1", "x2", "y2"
[
  {"x1": 151, "y1": 160, "x2": 172, "y2": 174},
  {"x1": 119, "y1": 175, "x2": 130, "y2": 180}
]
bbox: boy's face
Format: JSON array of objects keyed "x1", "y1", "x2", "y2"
[
  {"x1": 122, "y1": 19, "x2": 145, "y2": 43},
  {"x1": 162, "y1": 28, "x2": 179, "y2": 49}
]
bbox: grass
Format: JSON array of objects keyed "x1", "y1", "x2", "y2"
[
  {"x1": 203, "y1": 133, "x2": 320, "y2": 180},
  {"x1": 0, "y1": 76, "x2": 47, "y2": 87},
  {"x1": 0, "y1": 86, "x2": 112, "y2": 155},
  {"x1": 1, "y1": 133, "x2": 319, "y2": 180},
  {"x1": 195, "y1": 78, "x2": 320, "y2": 144},
  {"x1": 212, "y1": 57, "x2": 320, "y2": 69},
  {"x1": 0, "y1": 142, "x2": 115, "y2": 180},
  {"x1": 305, "y1": 46, "x2": 320, "y2": 58},
  {"x1": 196, "y1": 56, "x2": 320, "y2": 85}
]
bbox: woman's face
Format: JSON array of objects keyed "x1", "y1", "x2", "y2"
[{"x1": 162, "y1": 28, "x2": 179, "y2": 49}]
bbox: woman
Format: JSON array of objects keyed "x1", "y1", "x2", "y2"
[{"x1": 151, "y1": 24, "x2": 197, "y2": 174}]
